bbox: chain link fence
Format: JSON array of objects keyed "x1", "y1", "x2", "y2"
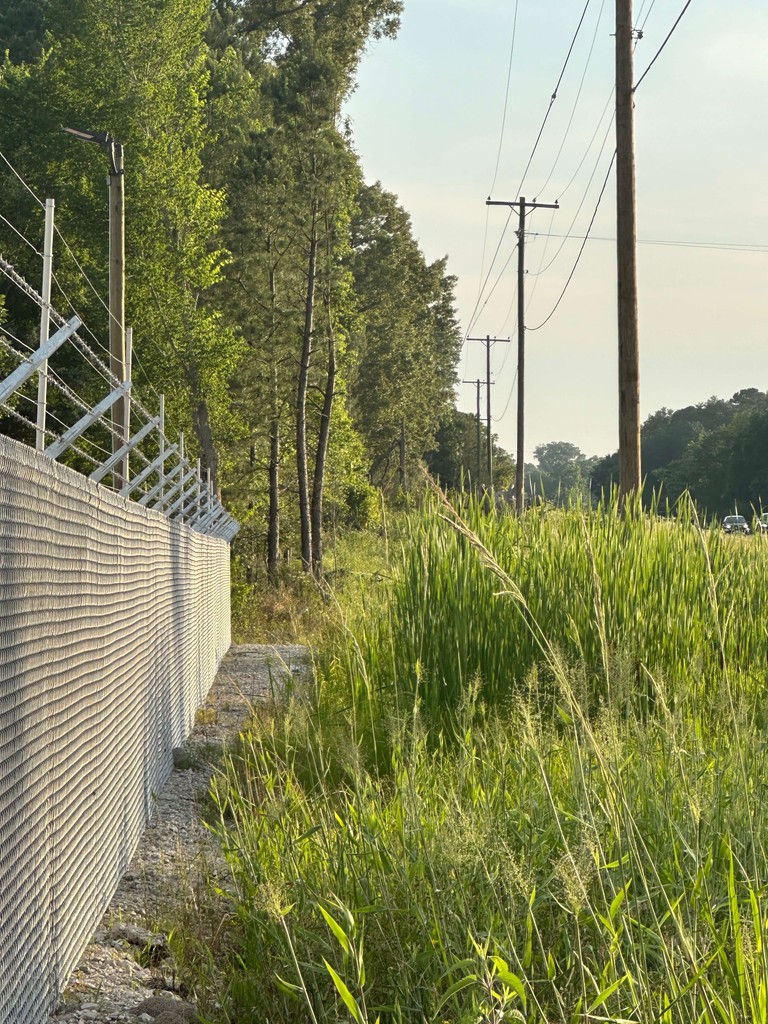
[{"x1": 0, "y1": 434, "x2": 231, "y2": 1023}]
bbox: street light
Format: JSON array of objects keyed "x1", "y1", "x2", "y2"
[{"x1": 62, "y1": 126, "x2": 127, "y2": 487}]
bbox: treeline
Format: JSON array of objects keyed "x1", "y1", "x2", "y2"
[
  {"x1": 528, "y1": 388, "x2": 768, "y2": 519},
  {"x1": 0, "y1": 0, "x2": 468, "y2": 578},
  {"x1": 593, "y1": 387, "x2": 768, "y2": 518}
]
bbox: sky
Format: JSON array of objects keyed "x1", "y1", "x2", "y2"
[{"x1": 344, "y1": 0, "x2": 768, "y2": 461}]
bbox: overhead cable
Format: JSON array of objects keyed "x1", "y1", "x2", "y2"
[
  {"x1": 527, "y1": 149, "x2": 616, "y2": 332},
  {"x1": 0, "y1": 149, "x2": 44, "y2": 208},
  {"x1": 634, "y1": 0, "x2": 695, "y2": 92},
  {"x1": 515, "y1": 0, "x2": 594, "y2": 197},
  {"x1": 488, "y1": 0, "x2": 520, "y2": 197}
]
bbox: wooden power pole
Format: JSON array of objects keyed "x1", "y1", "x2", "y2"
[
  {"x1": 467, "y1": 334, "x2": 511, "y2": 488},
  {"x1": 108, "y1": 139, "x2": 127, "y2": 488},
  {"x1": 62, "y1": 128, "x2": 128, "y2": 487},
  {"x1": 487, "y1": 197, "x2": 559, "y2": 513},
  {"x1": 616, "y1": 0, "x2": 641, "y2": 498},
  {"x1": 463, "y1": 378, "x2": 486, "y2": 488}
]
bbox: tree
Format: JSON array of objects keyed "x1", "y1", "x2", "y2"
[
  {"x1": 426, "y1": 409, "x2": 514, "y2": 492},
  {"x1": 208, "y1": 0, "x2": 402, "y2": 577},
  {"x1": 0, "y1": 0, "x2": 241, "y2": 487},
  {"x1": 531, "y1": 441, "x2": 594, "y2": 504},
  {"x1": 0, "y1": 0, "x2": 46, "y2": 64},
  {"x1": 348, "y1": 182, "x2": 461, "y2": 491}
]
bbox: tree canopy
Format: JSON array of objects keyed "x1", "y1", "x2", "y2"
[{"x1": 0, "y1": 0, "x2": 468, "y2": 579}]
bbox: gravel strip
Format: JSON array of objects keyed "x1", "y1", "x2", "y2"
[{"x1": 48, "y1": 643, "x2": 309, "y2": 1024}]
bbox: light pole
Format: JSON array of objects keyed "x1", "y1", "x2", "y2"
[{"x1": 62, "y1": 127, "x2": 127, "y2": 487}]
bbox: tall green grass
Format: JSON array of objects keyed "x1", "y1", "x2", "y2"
[
  {"x1": 341, "y1": 491, "x2": 768, "y2": 733},
  {"x1": 202, "y1": 495, "x2": 768, "y2": 1024}
]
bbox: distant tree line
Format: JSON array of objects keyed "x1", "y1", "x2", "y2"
[{"x1": 526, "y1": 388, "x2": 768, "y2": 520}]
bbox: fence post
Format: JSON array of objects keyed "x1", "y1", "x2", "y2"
[
  {"x1": 158, "y1": 394, "x2": 165, "y2": 501},
  {"x1": 36, "y1": 198, "x2": 55, "y2": 451},
  {"x1": 120, "y1": 326, "x2": 132, "y2": 485}
]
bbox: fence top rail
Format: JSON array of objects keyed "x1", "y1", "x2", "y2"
[{"x1": 0, "y1": 247, "x2": 237, "y2": 541}]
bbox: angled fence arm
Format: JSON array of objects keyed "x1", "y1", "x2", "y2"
[
  {"x1": 36, "y1": 198, "x2": 55, "y2": 452},
  {"x1": 197, "y1": 504, "x2": 229, "y2": 534},
  {"x1": 221, "y1": 519, "x2": 240, "y2": 541},
  {"x1": 139, "y1": 462, "x2": 182, "y2": 509},
  {"x1": 156, "y1": 466, "x2": 198, "y2": 513},
  {"x1": 45, "y1": 381, "x2": 130, "y2": 461},
  {"x1": 121, "y1": 442, "x2": 177, "y2": 497},
  {"x1": 167, "y1": 477, "x2": 201, "y2": 518},
  {"x1": 0, "y1": 316, "x2": 81, "y2": 405},
  {"x1": 89, "y1": 415, "x2": 160, "y2": 483}
]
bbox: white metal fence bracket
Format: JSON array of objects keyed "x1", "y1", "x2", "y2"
[
  {"x1": 157, "y1": 467, "x2": 198, "y2": 513},
  {"x1": 120, "y1": 442, "x2": 177, "y2": 497},
  {"x1": 89, "y1": 416, "x2": 160, "y2": 483},
  {"x1": 138, "y1": 460, "x2": 183, "y2": 507},
  {"x1": 0, "y1": 316, "x2": 82, "y2": 406},
  {"x1": 45, "y1": 381, "x2": 131, "y2": 461}
]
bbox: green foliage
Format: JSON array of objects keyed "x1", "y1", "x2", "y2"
[
  {"x1": 529, "y1": 440, "x2": 596, "y2": 504},
  {"x1": 341, "y1": 491, "x2": 768, "y2": 733},
  {"x1": 426, "y1": 408, "x2": 514, "y2": 492},
  {"x1": 0, "y1": 0, "x2": 463, "y2": 572},
  {"x1": 0, "y1": 0, "x2": 46, "y2": 64},
  {"x1": 203, "y1": 500, "x2": 768, "y2": 1020},
  {"x1": 592, "y1": 389, "x2": 768, "y2": 518},
  {"x1": 0, "y1": 0, "x2": 242, "y2": 480},
  {"x1": 348, "y1": 183, "x2": 462, "y2": 491}
]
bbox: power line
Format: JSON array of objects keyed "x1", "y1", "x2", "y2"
[
  {"x1": 523, "y1": 204, "x2": 559, "y2": 316},
  {"x1": 527, "y1": 110, "x2": 616, "y2": 279},
  {"x1": 0, "y1": 212, "x2": 41, "y2": 255},
  {"x1": 515, "y1": 0, "x2": 594, "y2": 197},
  {"x1": 528, "y1": 149, "x2": 616, "y2": 332},
  {"x1": 529, "y1": 232, "x2": 768, "y2": 254},
  {"x1": 522, "y1": 0, "x2": 698, "y2": 335},
  {"x1": 493, "y1": 366, "x2": 518, "y2": 423},
  {"x1": 0, "y1": 149, "x2": 44, "y2": 208},
  {"x1": 536, "y1": 0, "x2": 608, "y2": 198},
  {"x1": 488, "y1": 0, "x2": 520, "y2": 196},
  {"x1": 634, "y1": 0, "x2": 695, "y2": 92},
  {"x1": 637, "y1": 0, "x2": 659, "y2": 33},
  {"x1": 469, "y1": 0, "x2": 595, "y2": 341},
  {"x1": 466, "y1": 241, "x2": 519, "y2": 338},
  {"x1": 464, "y1": 209, "x2": 515, "y2": 339}
]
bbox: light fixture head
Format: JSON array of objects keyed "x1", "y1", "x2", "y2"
[{"x1": 62, "y1": 127, "x2": 110, "y2": 146}]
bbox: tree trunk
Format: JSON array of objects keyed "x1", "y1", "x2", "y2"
[
  {"x1": 399, "y1": 416, "x2": 407, "y2": 493},
  {"x1": 296, "y1": 205, "x2": 317, "y2": 573},
  {"x1": 311, "y1": 289, "x2": 336, "y2": 577},
  {"x1": 267, "y1": 370, "x2": 280, "y2": 584},
  {"x1": 267, "y1": 264, "x2": 280, "y2": 584},
  {"x1": 192, "y1": 399, "x2": 218, "y2": 492}
]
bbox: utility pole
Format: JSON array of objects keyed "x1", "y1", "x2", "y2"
[
  {"x1": 63, "y1": 128, "x2": 127, "y2": 487},
  {"x1": 108, "y1": 138, "x2": 127, "y2": 488},
  {"x1": 463, "y1": 378, "x2": 487, "y2": 488},
  {"x1": 467, "y1": 334, "x2": 511, "y2": 488},
  {"x1": 487, "y1": 196, "x2": 559, "y2": 513},
  {"x1": 616, "y1": 0, "x2": 641, "y2": 499},
  {"x1": 36, "y1": 197, "x2": 55, "y2": 452}
]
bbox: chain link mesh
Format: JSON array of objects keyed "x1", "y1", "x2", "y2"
[{"x1": 0, "y1": 433, "x2": 231, "y2": 1023}]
